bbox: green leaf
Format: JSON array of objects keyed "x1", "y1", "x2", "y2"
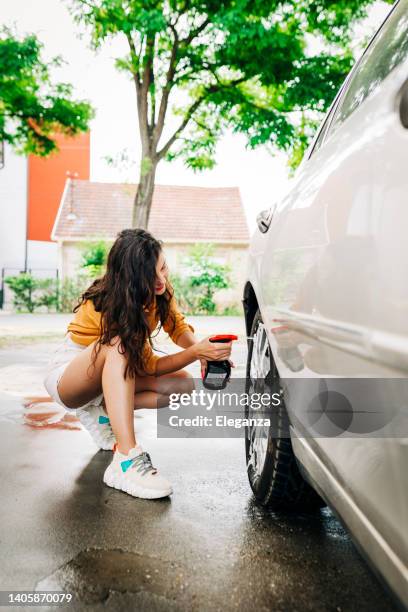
[
  {"x1": 0, "y1": 26, "x2": 93, "y2": 156},
  {"x1": 68, "y1": 0, "x2": 387, "y2": 177}
]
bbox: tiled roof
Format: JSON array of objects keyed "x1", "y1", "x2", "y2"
[{"x1": 52, "y1": 180, "x2": 249, "y2": 243}]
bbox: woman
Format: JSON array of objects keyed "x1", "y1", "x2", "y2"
[{"x1": 43, "y1": 229, "x2": 232, "y2": 499}]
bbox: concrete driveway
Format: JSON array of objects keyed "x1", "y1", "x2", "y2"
[{"x1": 0, "y1": 314, "x2": 397, "y2": 611}]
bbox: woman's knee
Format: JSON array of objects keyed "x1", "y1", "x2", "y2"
[
  {"x1": 106, "y1": 335, "x2": 122, "y2": 349},
  {"x1": 172, "y1": 369, "x2": 194, "y2": 394},
  {"x1": 102, "y1": 336, "x2": 127, "y2": 360}
]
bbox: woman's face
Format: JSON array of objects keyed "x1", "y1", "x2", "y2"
[{"x1": 154, "y1": 250, "x2": 169, "y2": 295}]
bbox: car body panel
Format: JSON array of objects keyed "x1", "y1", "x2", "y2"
[{"x1": 245, "y1": 4, "x2": 408, "y2": 604}]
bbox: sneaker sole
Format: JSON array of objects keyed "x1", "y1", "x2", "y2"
[
  {"x1": 77, "y1": 409, "x2": 115, "y2": 451},
  {"x1": 103, "y1": 470, "x2": 172, "y2": 500}
]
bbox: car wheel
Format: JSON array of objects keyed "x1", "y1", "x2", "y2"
[{"x1": 245, "y1": 309, "x2": 324, "y2": 510}]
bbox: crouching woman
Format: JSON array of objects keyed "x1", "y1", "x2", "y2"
[{"x1": 43, "y1": 228, "x2": 232, "y2": 499}]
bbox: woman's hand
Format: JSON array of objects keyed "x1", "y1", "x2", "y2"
[
  {"x1": 194, "y1": 337, "x2": 232, "y2": 362},
  {"x1": 200, "y1": 357, "x2": 234, "y2": 378},
  {"x1": 155, "y1": 338, "x2": 234, "y2": 377}
]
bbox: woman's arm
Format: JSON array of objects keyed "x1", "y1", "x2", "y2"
[
  {"x1": 175, "y1": 330, "x2": 235, "y2": 375},
  {"x1": 155, "y1": 344, "x2": 198, "y2": 376},
  {"x1": 162, "y1": 297, "x2": 205, "y2": 373},
  {"x1": 175, "y1": 330, "x2": 209, "y2": 377},
  {"x1": 175, "y1": 329, "x2": 198, "y2": 349},
  {"x1": 154, "y1": 337, "x2": 232, "y2": 377}
]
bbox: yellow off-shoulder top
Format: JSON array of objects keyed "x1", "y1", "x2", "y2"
[{"x1": 66, "y1": 296, "x2": 194, "y2": 375}]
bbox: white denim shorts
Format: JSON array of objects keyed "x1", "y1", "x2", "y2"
[{"x1": 43, "y1": 333, "x2": 104, "y2": 414}]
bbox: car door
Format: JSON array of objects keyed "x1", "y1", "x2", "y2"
[{"x1": 258, "y1": 0, "x2": 408, "y2": 594}]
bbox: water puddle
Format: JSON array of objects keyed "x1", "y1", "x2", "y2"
[
  {"x1": 23, "y1": 396, "x2": 81, "y2": 430},
  {"x1": 36, "y1": 548, "x2": 184, "y2": 607}
]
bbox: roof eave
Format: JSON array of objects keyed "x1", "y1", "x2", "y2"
[
  {"x1": 51, "y1": 179, "x2": 70, "y2": 242},
  {"x1": 54, "y1": 236, "x2": 249, "y2": 245}
]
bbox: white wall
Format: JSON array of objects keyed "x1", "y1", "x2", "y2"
[
  {"x1": 27, "y1": 240, "x2": 58, "y2": 273},
  {"x1": 60, "y1": 240, "x2": 248, "y2": 308},
  {"x1": 0, "y1": 143, "x2": 27, "y2": 273},
  {"x1": 61, "y1": 241, "x2": 86, "y2": 278},
  {"x1": 163, "y1": 242, "x2": 248, "y2": 305}
]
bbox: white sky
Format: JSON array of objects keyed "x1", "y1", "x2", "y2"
[{"x1": 2, "y1": 0, "x2": 390, "y2": 232}]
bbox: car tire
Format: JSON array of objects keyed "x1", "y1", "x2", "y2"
[{"x1": 245, "y1": 309, "x2": 324, "y2": 511}]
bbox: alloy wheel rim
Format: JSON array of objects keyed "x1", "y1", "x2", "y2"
[{"x1": 247, "y1": 321, "x2": 272, "y2": 480}]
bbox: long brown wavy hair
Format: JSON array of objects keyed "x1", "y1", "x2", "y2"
[{"x1": 73, "y1": 229, "x2": 175, "y2": 379}]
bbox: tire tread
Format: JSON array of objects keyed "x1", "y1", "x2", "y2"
[{"x1": 246, "y1": 309, "x2": 324, "y2": 511}]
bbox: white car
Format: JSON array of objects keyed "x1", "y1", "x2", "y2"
[{"x1": 243, "y1": 0, "x2": 408, "y2": 606}]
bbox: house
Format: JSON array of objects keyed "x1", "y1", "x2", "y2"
[
  {"x1": 52, "y1": 180, "x2": 250, "y2": 307},
  {"x1": 0, "y1": 133, "x2": 90, "y2": 307}
]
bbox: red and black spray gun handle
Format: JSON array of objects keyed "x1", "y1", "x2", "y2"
[
  {"x1": 200, "y1": 334, "x2": 238, "y2": 378},
  {"x1": 209, "y1": 334, "x2": 238, "y2": 344},
  {"x1": 201, "y1": 335, "x2": 238, "y2": 389}
]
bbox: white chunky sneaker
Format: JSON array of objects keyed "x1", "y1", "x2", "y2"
[
  {"x1": 103, "y1": 446, "x2": 173, "y2": 499},
  {"x1": 77, "y1": 403, "x2": 116, "y2": 451}
]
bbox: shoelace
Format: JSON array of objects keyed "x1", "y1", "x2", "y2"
[{"x1": 130, "y1": 452, "x2": 157, "y2": 476}]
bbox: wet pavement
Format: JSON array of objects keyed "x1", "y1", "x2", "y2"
[{"x1": 0, "y1": 317, "x2": 399, "y2": 611}]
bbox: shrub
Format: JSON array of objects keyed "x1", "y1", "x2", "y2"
[
  {"x1": 5, "y1": 273, "x2": 58, "y2": 313},
  {"x1": 58, "y1": 274, "x2": 90, "y2": 313},
  {"x1": 170, "y1": 244, "x2": 233, "y2": 315},
  {"x1": 186, "y1": 244, "x2": 231, "y2": 315},
  {"x1": 35, "y1": 278, "x2": 59, "y2": 311},
  {"x1": 222, "y1": 304, "x2": 242, "y2": 316},
  {"x1": 4, "y1": 273, "x2": 90, "y2": 313},
  {"x1": 79, "y1": 240, "x2": 111, "y2": 278},
  {"x1": 170, "y1": 273, "x2": 201, "y2": 314}
]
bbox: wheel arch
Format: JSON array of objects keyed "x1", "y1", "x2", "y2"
[{"x1": 242, "y1": 282, "x2": 259, "y2": 340}]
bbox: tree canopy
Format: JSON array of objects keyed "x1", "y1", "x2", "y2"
[
  {"x1": 0, "y1": 28, "x2": 93, "y2": 156},
  {"x1": 69, "y1": 0, "x2": 393, "y2": 225}
]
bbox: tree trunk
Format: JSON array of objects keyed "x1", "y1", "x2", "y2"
[{"x1": 132, "y1": 158, "x2": 157, "y2": 229}]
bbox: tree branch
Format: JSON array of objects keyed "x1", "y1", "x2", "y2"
[
  {"x1": 150, "y1": 77, "x2": 156, "y2": 128},
  {"x1": 126, "y1": 33, "x2": 152, "y2": 151},
  {"x1": 125, "y1": 33, "x2": 141, "y2": 89},
  {"x1": 152, "y1": 26, "x2": 179, "y2": 150},
  {"x1": 155, "y1": 77, "x2": 248, "y2": 160},
  {"x1": 156, "y1": 97, "x2": 205, "y2": 160},
  {"x1": 139, "y1": 35, "x2": 155, "y2": 150},
  {"x1": 174, "y1": 61, "x2": 221, "y2": 86},
  {"x1": 141, "y1": 36, "x2": 154, "y2": 103},
  {"x1": 181, "y1": 17, "x2": 210, "y2": 45},
  {"x1": 151, "y1": 17, "x2": 211, "y2": 151}
]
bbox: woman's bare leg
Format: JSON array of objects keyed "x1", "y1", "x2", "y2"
[
  {"x1": 132, "y1": 369, "x2": 195, "y2": 409},
  {"x1": 57, "y1": 338, "x2": 136, "y2": 454},
  {"x1": 101, "y1": 340, "x2": 136, "y2": 454},
  {"x1": 57, "y1": 340, "x2": 194, "y2": 453}
]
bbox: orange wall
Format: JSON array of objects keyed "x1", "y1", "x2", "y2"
[{"x1": 28, "y1": 132, "x2": 90, "y2": 241}]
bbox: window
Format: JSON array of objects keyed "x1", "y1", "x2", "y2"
[
  {"x1": 310, "y1": 82, "x2": 347, "y2": 156},
  {"x1": 330, "y1": 0, "x2": 408, "y2": 135}
]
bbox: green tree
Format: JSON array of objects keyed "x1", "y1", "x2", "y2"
[
  {"x1": 69, "y1": 0, "x2": 391, "y2": 227},
  {"x1": 0, "y1": 27, "x2": 93, "y2": 156}
]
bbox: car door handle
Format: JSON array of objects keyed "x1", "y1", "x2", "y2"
[{"x1": 256, "y1": 207, "x2": 274, "y2": 233}]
